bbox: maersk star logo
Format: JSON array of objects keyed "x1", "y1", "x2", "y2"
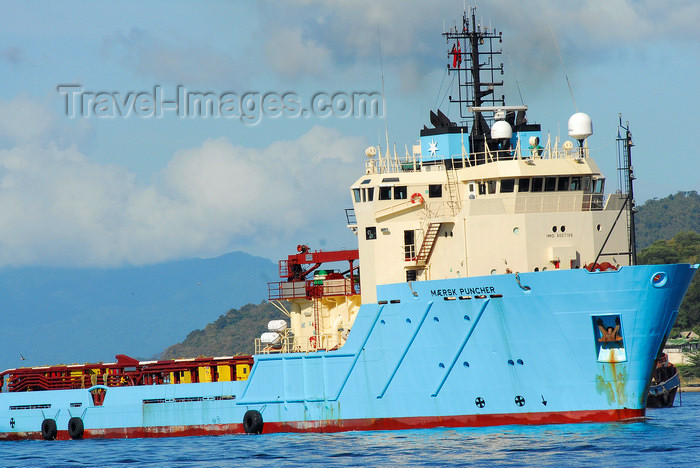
[{"x1": 428, "y1": 139, "x2": 438, "y2": 156}]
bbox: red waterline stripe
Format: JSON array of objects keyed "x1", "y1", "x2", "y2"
[{"x1": 0, "y1": 407, "x2": 645, "y2": 441}]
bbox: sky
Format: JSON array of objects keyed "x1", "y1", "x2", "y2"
[{"x1": 0, "y1": 0, "x2": 698, "y2": 268}]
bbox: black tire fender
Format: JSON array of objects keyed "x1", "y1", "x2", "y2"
[
  {"x1": 68, "y1": 417, "x2": 84, "y2": 440},
  {"x1": 243, "y1": 410, "x2": 263, "y2": 434},
  {"x1": 41, "y1": 418, "x2": 57, "y2": 441}
]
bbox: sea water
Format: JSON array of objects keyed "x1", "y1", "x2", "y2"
[{"x1": 2, "y1": 392, "x2": 699, "y2": 467}]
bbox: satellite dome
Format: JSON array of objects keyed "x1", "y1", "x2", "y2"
[
  {"x1": 491, "y1": 120, "x2": 512, "y2": 140},
  {"x1": 568, "y1": 112, "x2": 593, "y2": 141},
  {"x1": 365, "y1": 146, "x2": 377, "y2": 158}
]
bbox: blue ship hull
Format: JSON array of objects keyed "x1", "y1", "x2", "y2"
[{"x1": 0, "y1": 263, "x2": 696, "y2": 439}]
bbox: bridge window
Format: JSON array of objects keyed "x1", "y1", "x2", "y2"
[
  {"x1": 558, "y1": 177, "x2": 570, "y2": 191},
  {"x1": 571, "y1": 177, "x2": 582, "y2": 191},
  {"x1": 518, "y1": 178, "x2": 530, "y2": 192},
  {"x1": 500, "y1": 179, "x2": 515, "y2": 193},
  {"x1": 361, "y1": 179, "x2": 372, "y2": 184},
  {"x1": 366, "y1": 187, "x2": 374, "y2": 201},
  {"x1": 593, "y1": 179, "x2": 605, "y2": 194},
  {"x1": 352, "y1": 188, "x2": 361, "y2": 202},
  {"x1": 478, "y1": 183, "x2": 486, "y2": 195},
  {"x1": 487, "y1": 180, "x2": 497, "y2": 194},
  {"x1": 379, "y1": 186, "x2": 392, "y2": 200},
  {"x1": 429, "y1": 184, "x2": 442, "y2": 198},
  {"x1": 394, "y1": 186, "x2": 408, "y2": 200},
  {"x1": 531, "y1": 178, "x2": 543, "y2": 192},
  {"x1": 544, "y1": 177, "x2": 557, "y2": 192},
  {"x1": 584, "y1": 177, "x2": 592, "y2": 192}
]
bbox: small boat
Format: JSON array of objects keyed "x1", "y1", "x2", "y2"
[{"x1": 647, "y1": 354, "x2": 680, "y2": 408}]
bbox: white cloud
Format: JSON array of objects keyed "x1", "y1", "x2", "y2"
[
  {"x1": 264, "y1": 28, "x2": 332, "y2": 78},
  {"x1": 0, "y1": 95, "x2": 55, "y2": 142},
  {"x1": 0, "y1": 98, "x2": 366, "y2": 267},
  {"x1": 258, "y1": 0, "x2": 699, "y2": 89},
  {"x1": 101, "y1": 28, "x2": 240, "y2": 87}
]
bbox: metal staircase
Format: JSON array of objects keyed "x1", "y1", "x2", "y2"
[{"x1": 416, "y1": 222, "x2": 441, "y2": 264}]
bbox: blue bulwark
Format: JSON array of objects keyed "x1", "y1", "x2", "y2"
[{"x1": 419, "y1": 131, "x2": 468, "y2": 163}]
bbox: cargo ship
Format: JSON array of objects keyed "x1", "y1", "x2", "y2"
[{"x1": 1, "y1": 8, "x2": 697, "y2": 440}]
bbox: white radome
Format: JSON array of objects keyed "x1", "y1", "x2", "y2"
[
  {"x1": 568, "y1": 112, "x2": 593, "y2": 141},
  {"x1": 491, "y1": 120, "x2": 512, "y2": 140},
  {"x1": 365, "y1": 146, "x2": 377, "y2": 158}
]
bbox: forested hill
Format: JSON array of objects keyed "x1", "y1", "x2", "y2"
[
  {"x1": 635, "y1": 191, "x2": 700, "y2": 248},
  {"x1": 158, "y1": 302, "x2": 286, "y2": 359},
  {"x1": 638, "y1": 231, "x2": 699, "y2": 335}
]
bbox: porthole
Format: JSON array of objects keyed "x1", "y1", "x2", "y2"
[
  {"x1": 561, "y1": 226, "x2": 566, "y2": 232},
  {"x1": 534, "y1": 267, "x2": 539, "y2": 272},
  {"x1": 438, "y1": 362, "x2": 445, "y2": 368},
  {"x1": 490, "y1": 269, "x2": 498, "y2": 275},
  {"x1": 405, "y1": 318, "x2": 412, "y2": 324},
  {"x1": 433, "y1": 316, "x2": 440, "y2": 322},
  {"x1": 596, "y1": 224, "x2": 602, "y2": 231},
  {"x1": 552, "y1": 226, "x2": 557, "y2": 233},
  {"x1": 651, "y1": 272, "x2": 668, "y2": 288},
  {"x1": 513, "y1": 227, "x2": 520, "y2": 235},
  {"x1": 463, "y1": 361, "x2": 470, "y2": 367}
]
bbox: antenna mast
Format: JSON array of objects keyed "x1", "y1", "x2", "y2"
[
  {"x1": 444, "y1": 6, "x2": 504, "y2": 132},
  {"x1": 617, "y1": 115, "x2": 637, "y2": 265}
]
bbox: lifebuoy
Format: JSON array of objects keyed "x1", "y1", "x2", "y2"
[
  {"x1": 309, "y1": 336, "x2": 317, "y2": 350},
  {"x1": 41, "y1": 418, "x2": 57, "y2": 441},
  {"x1": 411, "y1": 193, "x2": 424, "y2": 204},
  {"x1": 68, "y1": 417, "x2": 84, "y2": 440},
  {"x1": 243, "y1": 410, "x2": 264, "y2": 434}
]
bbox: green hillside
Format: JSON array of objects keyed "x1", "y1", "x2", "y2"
[
  {"x1": 635, "y1": 191, "x2": 700, "y2": 249},
  {"x1": 158, "y1": 302, "x2": 286, "y2": 359},
  {"x1": 638, "y1": 231, "x2": 700, "y2": 334}
]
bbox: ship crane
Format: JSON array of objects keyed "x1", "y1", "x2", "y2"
[{"x1": 281, "y1": 244, "x2": 359, "y2": 288}]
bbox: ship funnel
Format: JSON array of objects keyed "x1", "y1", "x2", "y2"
[
  {"x1": 568, "y1": 112, "x2": 593, "y2": 143},
  {"x1": 365, "y1": 146, "x2": 377, "y2": 158}
]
